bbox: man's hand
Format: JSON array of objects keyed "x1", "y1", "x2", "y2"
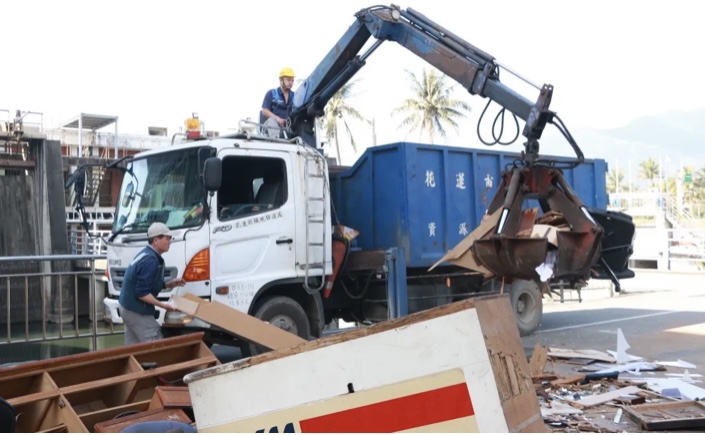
[
  {"x1": 165, "y1": 278, "x2": 186, "y2": 289},
  {"x1": 162, "y1": 302, "x2": 178, "y2": 312},
  {"x1": 276, "y1": 116, "x2": 285, "y2": 127}
]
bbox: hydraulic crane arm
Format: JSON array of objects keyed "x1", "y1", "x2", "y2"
[
  {"x1": 288, "y1": 4, "x2": 635, "y2": 290},
  {"x1": 290, "y1": 4, "x2": 578, "y2": 163}
]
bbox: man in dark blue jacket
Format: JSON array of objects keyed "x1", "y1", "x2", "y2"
[
  {"x1": 119, "y1": 222, "x2": 185, "y2": 345},
  {"x1": 260, "y1": 67, "x2": 296, "y2": 137}
]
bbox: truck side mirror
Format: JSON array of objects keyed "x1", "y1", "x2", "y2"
[
  {"x1": 121, "y1": 182, "x2": 135, "y2": 208},
  {"x1": 203, "y1": 157, "x2": 222, "y2": 192}
]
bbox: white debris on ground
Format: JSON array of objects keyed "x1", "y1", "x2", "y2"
[{"x1": 534, "y1": 329, "x2": 705, "y2": 432}]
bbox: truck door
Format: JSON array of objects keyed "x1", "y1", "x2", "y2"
[{"x1": 209, "y1": 151, "x2": 297, "y2": 312}]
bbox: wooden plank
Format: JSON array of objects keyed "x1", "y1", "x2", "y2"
[
  {"x1": 148, "y1": 386, "x2": 191, "y2": 410},
  {"x1": 60, "y1": 356, "x2": 216, "y2": 396},
  {"x1": 121, "y1": 355, "x2": 146, "y2": 404},
  {"x1": 624, "y1": 400, "x2": 705, "y2": 431},
  {"x1": 43, "y1": 394, "x2": 87, "y2": 433},
  {"x1": 13, "y1": 394, "x2": 53, "y2": 432},
  {"x1": 549, "y1": 374, "x2": 586, "y2": 386},
  {"x1": 3, "y1": 333, "x2": 217, "y2": 432},
  {"x1": 37, "y1": 423, "x2": 68, "y2": 433},
  {"x1": 570, "y1": 386, "x2": 642, "y2": 409},
  {"x1": 613, "y1": 395, "x2": 646, "y2": 405},
  {"x1": 50, "y1": 357, "x2": 135, "y2": 388},
  {"x1": 531, "y1": 374, "x2": 558, "y2": 382},
  {"x1": 7, "y1": 356, "x2": 215, "y2": 407},
  {"x1": 9, "y1": 391, "x2": 60, "y2": 408},
  {"x1": 547, "y1": 347, "x2": 616, "y2": 363},
  {"x1": 540, "y1": 401, "x2": 583, "y2": 417},
  {"x1": 72, "y1": 400, "x2": 107, "y2": 415},
  {"x1": 173, "y1": 294, "x2": 307, "y2": 351},
  {"x1": 94, "y1": 408, "x2": 191, "y2": 433},
  {"x1": 528, "y1": 343, "x2": 548, "y2": 378},
  {"x1": 0, "y1": 333, "x2": 207, "y2": 380},
  {"x1": 79, "y1": 400, "x2": 151, "y2": 432},
  {"x1": 0, "y1": 371, "x2": 55, "y2": 401},
  {"x1": 475, "y1": 296, "x2": 544, "y2": 432}
]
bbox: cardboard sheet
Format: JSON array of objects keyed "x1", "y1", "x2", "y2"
[{"x1": 172, "y1": 293, "x2": 307, "y2": 351}]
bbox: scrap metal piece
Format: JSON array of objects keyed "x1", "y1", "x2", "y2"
[
  {"x1": 473, "y1": 236, "x2": 547, "y2": 280},
  {"x1": 475, "y1": 165, "x2": 602, "y2": 283}
]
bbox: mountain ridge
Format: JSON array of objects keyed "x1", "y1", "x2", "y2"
[{"x1": 537, "y1": 108, "x2": 705, "y2": 175}]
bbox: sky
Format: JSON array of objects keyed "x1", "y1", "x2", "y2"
[{"x1": 3, "y1": 0, "x2": 703, "y2": 165}]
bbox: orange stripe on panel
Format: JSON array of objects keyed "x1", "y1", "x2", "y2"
[{"x1": 299, "y1": 382, "x2": 474, "y2": 433}]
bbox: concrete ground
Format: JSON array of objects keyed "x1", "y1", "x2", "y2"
[
  {"x1": 523, "y1": 269, "x2": 705, "y2": 370},
  {"x1": 212, "y1": 269, "x2": 705, "y2": 368}
]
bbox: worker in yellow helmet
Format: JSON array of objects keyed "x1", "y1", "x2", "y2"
[{"x1": 260, "y1": 67, "x2": 296, "y2": 136}]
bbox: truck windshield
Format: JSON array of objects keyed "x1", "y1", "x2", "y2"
[{"x1": 113, "y1": 148, "x2": 204, "y2": 235}]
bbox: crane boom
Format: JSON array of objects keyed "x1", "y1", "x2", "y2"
[
  {"x1": 288, "y1": 4, "x2": 633, "y2": 292},
  {"x1": 289, "y1": 4, "x2": 562, "y2": 162}
]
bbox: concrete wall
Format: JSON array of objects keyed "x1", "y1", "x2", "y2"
[{"x1": 0, "y1": 139, "x2": 72, "y2": 324}]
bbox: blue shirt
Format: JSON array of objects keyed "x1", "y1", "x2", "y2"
[
  {"x1": 260, "y1": 87, "x2": 295, "y2": 124},
  {"x1": 118, "y1": 245, "x2": 165, "y2": 315}
]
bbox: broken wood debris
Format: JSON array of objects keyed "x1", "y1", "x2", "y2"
[
  {"x1": 570, "y1": 386, "x2": 643, "y2": 409},
  {"x1": 536, "y1": 340, "x2": 703, "y2": 432},
  {"x1": 549, "y1": 374, "x2": 586, "y2": 386},
  {"x1": 529, "y1": 342, "x2": 549, "y2": 378},
  {"x1": 547, "y1": 347, "x2": 616, "y2": 363},
  {"x1": 623, "y1": 400, "x2": 705, "y2": 431},
  {"x1": 613, "y1": 394, "x2": 646, "y2": 405},
  {"x1": 0, "y1": 333, "x2": 217, "y2": 432}
]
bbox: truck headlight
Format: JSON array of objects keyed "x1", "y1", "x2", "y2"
[{"x1": 164, "y1": 310, "x2": 194, "y2": 325}]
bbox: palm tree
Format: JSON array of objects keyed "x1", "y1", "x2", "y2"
[
  {"x1": 606, "y1": 168, "x2": 624, "y2": 194},
  {"x1": 391, "y1": 68, "x2": 471, "y2": 144},
  {"x1": 663, "y1": 175, "x2": 677, "y2": 197},
  {"x1": 693, "y1": 167, "x2": 705, "y2": 202},
  {"x1": 321, "y1": 80, "x2": 365, "y2": 164},
  {"x1": 638, "y1": 158, "x2": 660, "y2": 189}
]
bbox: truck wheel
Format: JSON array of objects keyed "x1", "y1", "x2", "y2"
[
  {"x1": 241, "y1": 296, "x2": 311, "y2": 357},
  {"x1": 509, "y1": 280, "x2": 543, "y2": 336}
]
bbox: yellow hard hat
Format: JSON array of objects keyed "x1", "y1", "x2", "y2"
[{"x1": 279, "y1": 67, "x2": 295, "y2": 78}]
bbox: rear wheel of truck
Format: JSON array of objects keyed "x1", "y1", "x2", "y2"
[
  {"x1": 241, "y1": 296, "x2": 311, "y2": 357},
  {"x1": 509, "y1": 280, "x2": 543, "y2": 336}
]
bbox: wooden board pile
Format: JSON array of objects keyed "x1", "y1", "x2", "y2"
[
  {"x1": 0, "y1": 333, "x2": 218, "y2": 432},
  {"x1": 528, "y1": 343, "x2": 705, "y2": 432}
]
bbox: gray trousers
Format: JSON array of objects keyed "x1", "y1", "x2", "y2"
[{"x1": 120, "y1": 306, "x2": 163, "y2": 345}]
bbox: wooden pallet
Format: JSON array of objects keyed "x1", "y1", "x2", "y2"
[{"x1": 0, "y1": 333, "x2": 218, "y2": 432}]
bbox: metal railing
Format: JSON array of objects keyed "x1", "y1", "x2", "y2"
[
  {"x1": 46, "y1": 129, "x2": 172, "y2": 154},
  {"x1": 0, "y1": 254, "x2": 120, "y2": 351},
  {"x1": 610, "y1": 192, "x2": 705, "y2": 221},
  {"x1": 632, "y1": 227, "x2": 705, "y2": 271},
  {"x1": 67, "y1": 227, "x2": 111, "y2": 256},
  {"x1": 0, "y1": 109, "x2": 44, "y2": 134}
]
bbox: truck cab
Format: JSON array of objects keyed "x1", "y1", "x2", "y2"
[{"x1": 104, "y1": 135, "x2": 331, "y2": 349}]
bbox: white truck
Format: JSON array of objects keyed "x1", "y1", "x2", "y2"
[
  {"x1": 103, "y1": 138, "x2": 333, "y2": 353},
  {"x1": 68, "y1": 4, "x2": 634, "y2": 354}
]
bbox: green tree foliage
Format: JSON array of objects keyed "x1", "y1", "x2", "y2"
[
  {"x1": 692, "y1": 166, "x2": 705, "y2": 202},
  {"x1": 638, "y1": 158, "x2": 660, "y2": 189},
  {"x1": 391, "y1": 68, "x2": 471, "y2": 144},
  {"x1": 606, "y1": 168, "x2": 625, "y2": 194},
  {"x1": 322, "y1": 80, "x2": 365, "y2": 164}
]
